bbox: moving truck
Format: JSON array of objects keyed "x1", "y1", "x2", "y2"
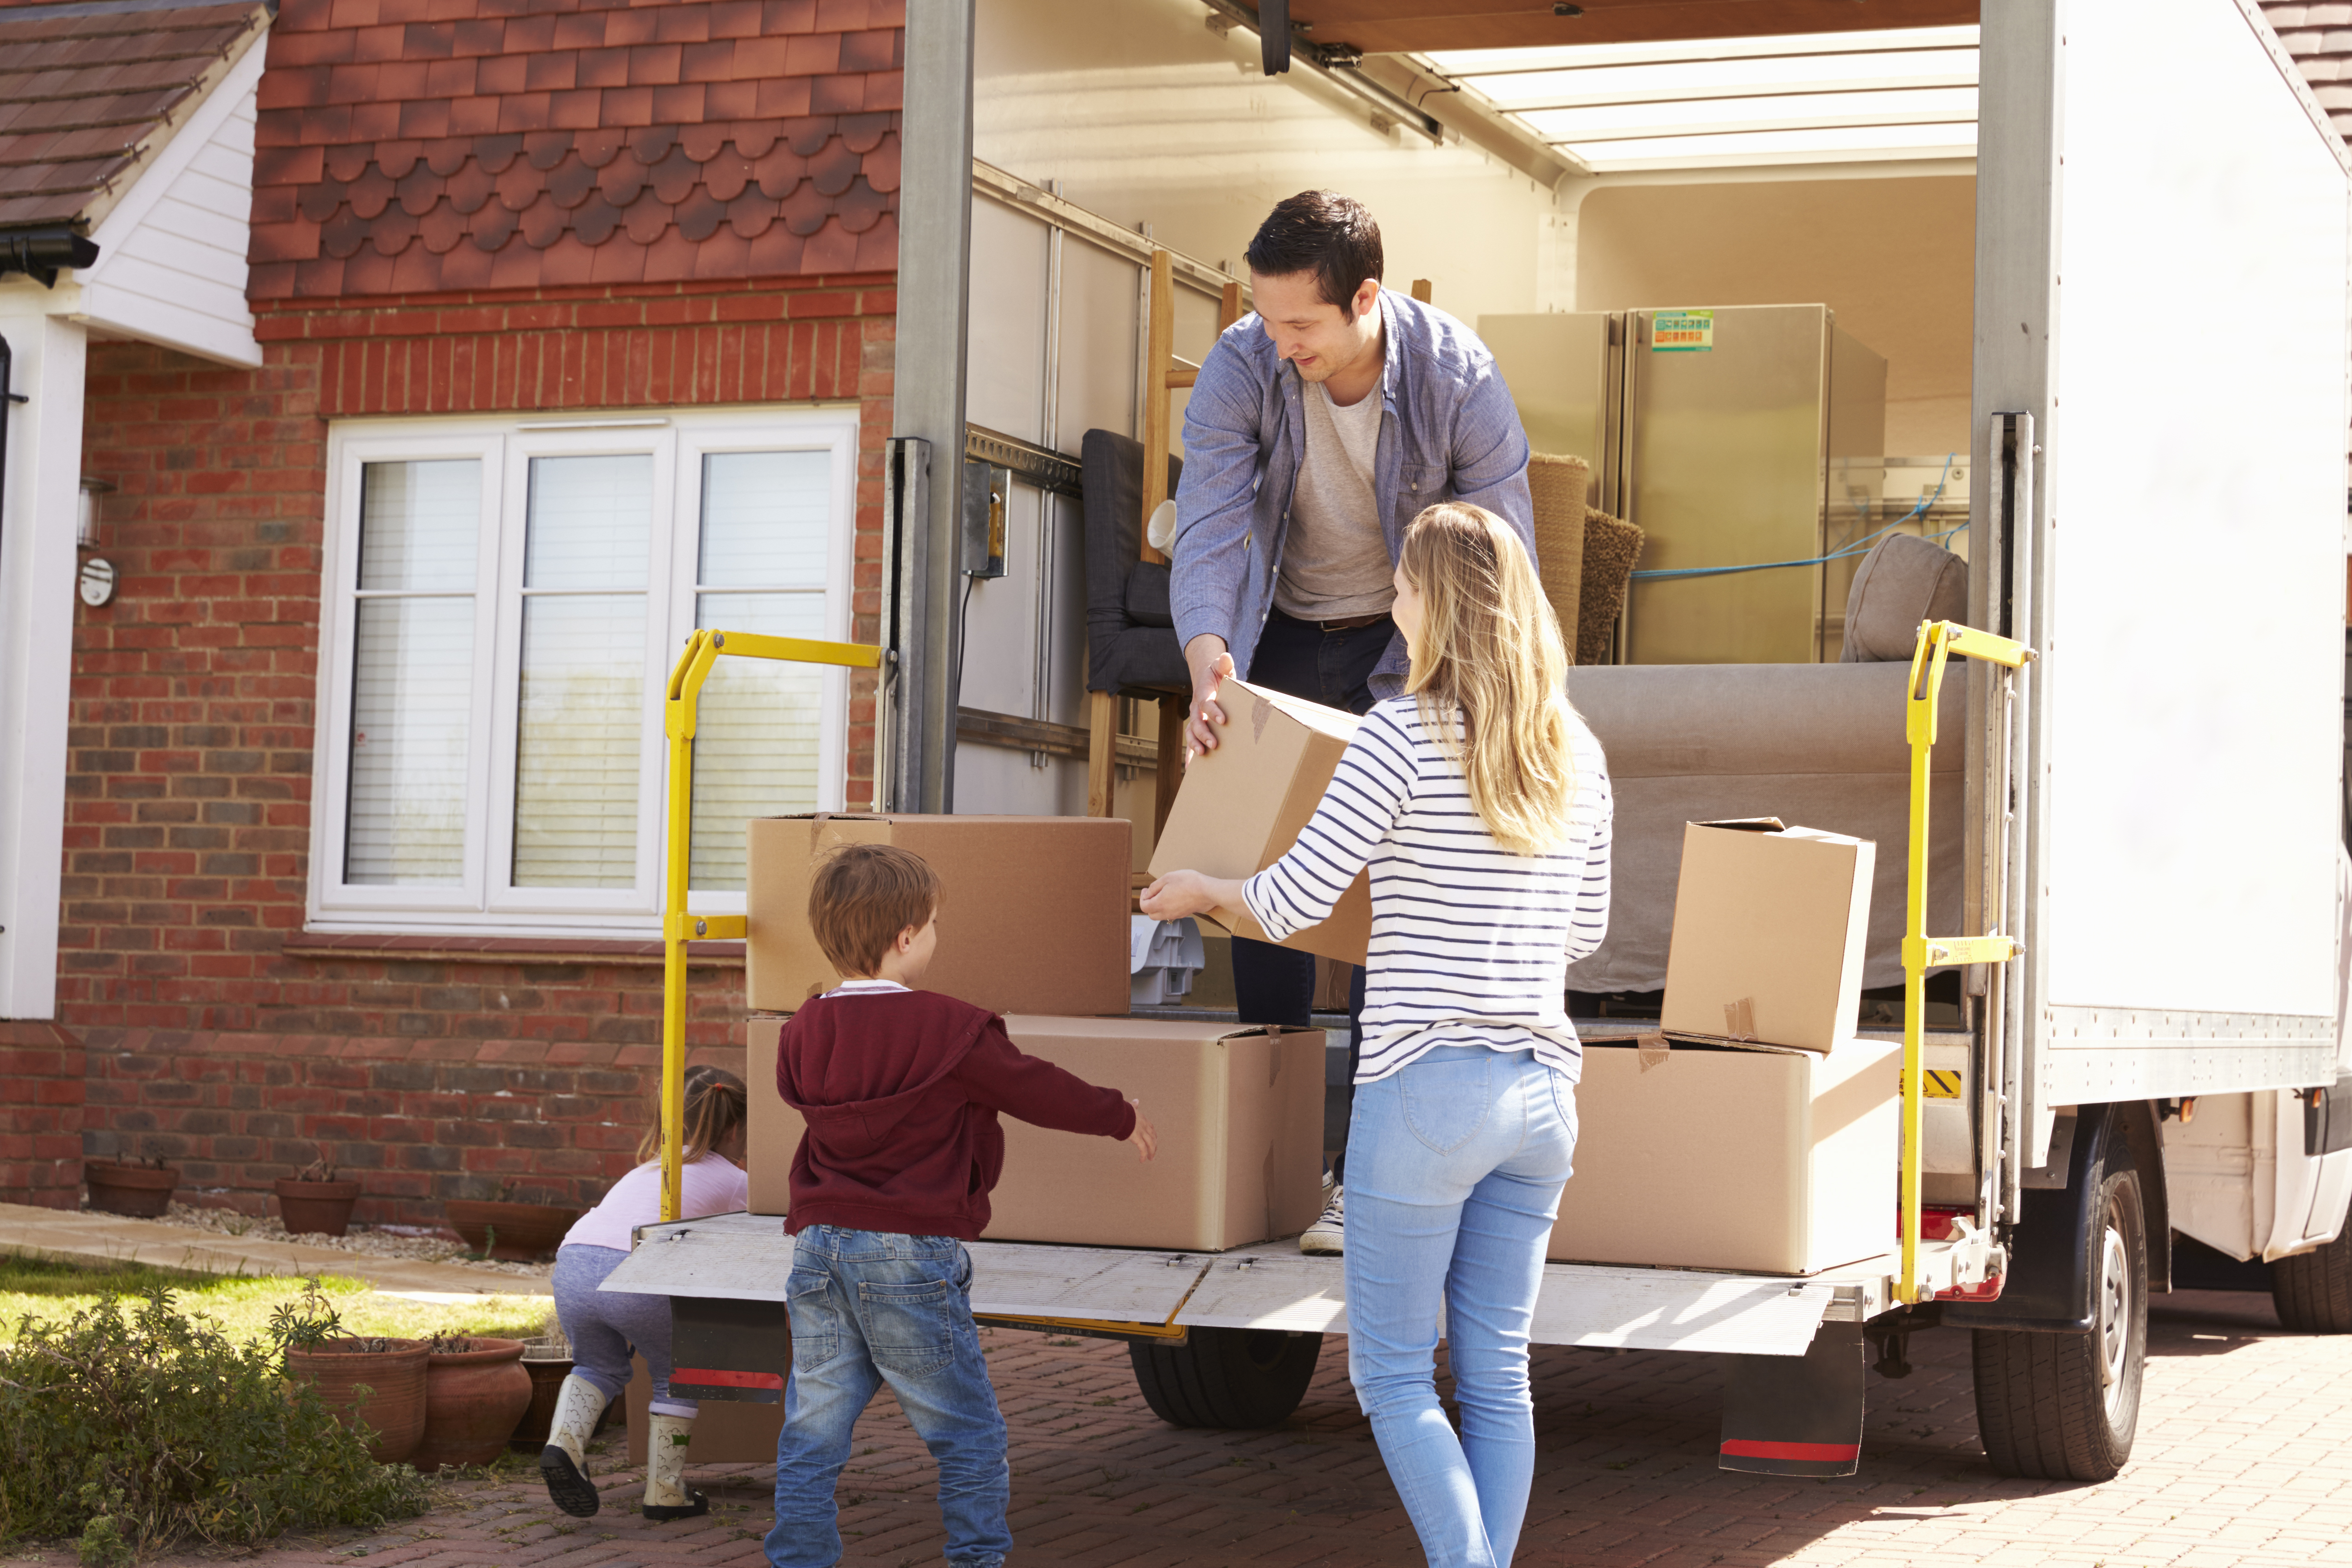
[{"x1": 608, "y1": 0, "x2": 2352, "y2": 1484}]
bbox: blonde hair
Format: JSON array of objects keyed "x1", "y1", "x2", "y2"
[
  {"x1": 1396, "y1": 502, "x2": 1579, "y2": 856},
  {"x1": 636, "y1": 1064, "x2": 748, "y2": 1165}
]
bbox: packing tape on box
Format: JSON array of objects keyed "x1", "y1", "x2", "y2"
[
  {"x1": 1637, "y1": 1032, "x2": 1670, "y2": 1071},
  {"x1": 1723, "y1": 997, "x2": 1757, "y2": 1042}
]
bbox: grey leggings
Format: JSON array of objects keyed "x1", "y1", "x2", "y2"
[{"x1": 551, "y1": 1243, "x2": 696, "y2": 1419}]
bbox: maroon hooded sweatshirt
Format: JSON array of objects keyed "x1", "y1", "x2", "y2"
[{"x1": 776, "y1": 988, "x2": 1136, "y2": 1240}]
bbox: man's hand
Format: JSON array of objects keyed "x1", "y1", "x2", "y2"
[
  {"x1": 1139, "y1": 869, "x2": 1246, "y2": 922},
  {"x1": 1126, "y1": 1101, "x2": 1158, "y2": 1162},
  {"x1": 1183, "y1": 634, "x2": 1235, "y2": 760}
]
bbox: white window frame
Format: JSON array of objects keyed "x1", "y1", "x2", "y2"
[{"x1": 309, "y1": 405, "x2": 859, "y2": 938}]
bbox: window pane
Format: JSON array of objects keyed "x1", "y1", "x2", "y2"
[
  {"x1": 689, "y1": 592, "x2": 826, "y2": 890},
  {"x1": 346, "y1": 597, "x2": 473, "y2": 884},
  {"x1": 698, "y1": 451, "x2": 831, "y2": 587},
  {"x1": 524, "y1": 454, "x2": 653, "y2": 589},
  {"x1": 358, "y1": 460, "x2": 479, "y2": 591},
  {"x1": 514, "y1": 595, "x2": 645, "y2": 888}
]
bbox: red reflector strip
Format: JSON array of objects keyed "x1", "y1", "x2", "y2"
[
  {"x1": 674, "y1": 1367, "x2": 783, "y2": 1390},
  {"x1": 1720, "y1": 1439, "x2": 1861, "y2": 1463}
]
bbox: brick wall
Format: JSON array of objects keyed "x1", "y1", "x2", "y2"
[
  {"x1": 45, "y1": 273, "x2": 895, "y2": 1221},
  {"x1": 0, "y1": 1023, "x2": 86, "y2": 1209}
]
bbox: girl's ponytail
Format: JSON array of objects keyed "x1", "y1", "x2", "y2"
[{"x1": 634, "y1": 1064, "x2": 749, "y2": 1166}]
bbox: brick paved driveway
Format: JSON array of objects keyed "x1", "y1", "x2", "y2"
[{"x1": 58, "y1": 1285, "x2": 2352, "y2": 1568}]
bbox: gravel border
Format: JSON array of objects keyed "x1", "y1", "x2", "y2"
[{"x1": 150, "y1": 1202, "x2": 556, "y2": 1280}]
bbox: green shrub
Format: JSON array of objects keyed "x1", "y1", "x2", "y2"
[{"x1": 0, "y1": 1286, "x2": 429, "y2": 1558}]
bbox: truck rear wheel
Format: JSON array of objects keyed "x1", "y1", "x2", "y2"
[
  {"x1": 1128, "y1": 1328, "x2": 1322, "y2": 1428},
  {"x1": 1971, "y1": 1163, "x2": 2148, "y2": 1481},
  {"x1": 2271, "y1": 1198, "x2": 2352, "y2": 1332}
]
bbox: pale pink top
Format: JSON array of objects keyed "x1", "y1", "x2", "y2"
[{"x1": 561, "y1": 1153, "x2": 750, "y2": 1252}]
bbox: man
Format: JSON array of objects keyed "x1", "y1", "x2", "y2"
[{"x1": 1170, "y1": 190, "x2": 1536, "y2": 1255}]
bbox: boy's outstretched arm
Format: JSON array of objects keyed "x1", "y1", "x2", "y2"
[{"x1": 953, "y1": 1017, "x2": 1157, "y2": 1162}]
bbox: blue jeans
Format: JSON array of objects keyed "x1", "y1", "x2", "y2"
[
  {"x1": 1344, "y1": 1045, "x2": 1578, "y2": 1568},
  {"x1": 765, "y1": 1227, "x2": 1010, "y2": 1568}
]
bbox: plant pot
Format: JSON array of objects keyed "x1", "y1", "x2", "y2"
[
  {"x1": 444, "y1": 1199, "x2": 583, "y2": 1261},
  {"x1": 408, "y1": 1338, "x2": 534, "y2": 1473},
  {"x1": 274, "y1": 1177, "x2": 362, "y2": 1237},
  {"x1": 286, "y1": 1337, "x2": 429, "y2": 1464},
  {"x1": 510, "y1": 1354, "x2": 575, "y2": 1451},
  {"x1": 84, "y1": 1161, "x2": 180, "y2": 1219}
]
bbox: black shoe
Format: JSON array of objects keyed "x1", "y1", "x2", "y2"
[
  {"x1": 642, "y1": 1488, "x2": 709, "y2": 1523},
  {"x1": 538, "y1": 1445, "x2": 601, "y2": 1518}
]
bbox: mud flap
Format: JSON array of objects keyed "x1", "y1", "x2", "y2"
[
  {"x1": 668, "y1": 1295, "x2": 791, "y2": 1404},
  {"x1": 1718, "y1": 1319, "x2": 1864, "y2": 1476}
]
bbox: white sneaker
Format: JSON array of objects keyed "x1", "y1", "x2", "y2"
[{"x1": 1300, "y1": 1183, "x2": 1344, "y2": 1255}]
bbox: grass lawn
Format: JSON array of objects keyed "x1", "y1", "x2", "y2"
[{"x1": 0, "y1": 1251, "x2": 553, "y2": 1348}]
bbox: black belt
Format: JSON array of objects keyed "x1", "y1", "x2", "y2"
[{"x1": 1291, "y1": 611, "x2": 1390, "y2": 633}]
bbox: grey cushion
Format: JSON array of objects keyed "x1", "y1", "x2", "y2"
[
  {"x1": 1841, "y1": 532, "x2": 1968, "y2": 663},
  {"x1": 1564, "y1": 661, "x2": 1964, "y2": 994},
  {"x1": 1083, "y1": 429, "x2": 1186, "y2": 696},
  {"x1": 1124, "y1": 560, "x2": 1174, "y2": 628}
]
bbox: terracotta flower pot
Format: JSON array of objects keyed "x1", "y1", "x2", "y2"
[
  {"x1": 509, "y1": 1354, "x2": 575, "y2": 1451},
  {"x1": 409, "y1": 1337, "x2": 534, "y2": 1473},
  {"x1": 274, "y1": 1177, "x2": 362, "y2": 1237},
  {"x1": 287, "y1": 1337, "x2": 429, "y2": 1464},
  {"x1": 444, "y1": 1199, "x2": 583, "y2": 1261},
  {"x1": 85, "y1": 1161, "x2": 179, "y2": 1219}
]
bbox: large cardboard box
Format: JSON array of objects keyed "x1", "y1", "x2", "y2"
[
  {"x1": 1147, "y1": 679, "x2": 1372, "y2": 966},
  {"x1": 625, "y1": 1354, "x2": 782, "y2": 1466},
  {"x1": 1660, "y1": 820, "x2": 1875, "y2": 1054},
  {"x1": 1547, "y1": 1037, "x2": 1901, "y2": 1275},
  {"x1": 748, "y1": 1013, "x2": 1326, "y2": 1252},
  {"x1": 745, "y1": 814, "x2": 1131, "y2": 1016}
]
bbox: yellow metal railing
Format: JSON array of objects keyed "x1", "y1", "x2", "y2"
[
  {"x1": 1897, "y1": 619, "x2": 2035, "y2": 1302},
  {"x1": 660, "y1": 628, "x2": 883, "y2": 1222}
]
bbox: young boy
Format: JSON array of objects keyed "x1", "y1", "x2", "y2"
[{"x1": 765, "y1": 843, "x2": 1156, "y2": 1568}]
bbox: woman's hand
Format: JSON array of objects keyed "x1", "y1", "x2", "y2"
[
  {"x1": 1126, "y1": 1101, "x2": 1158, "y2": 1162},
  {"x1": 1139, "y1": 869, "x2": 1246, "y2": 922}
]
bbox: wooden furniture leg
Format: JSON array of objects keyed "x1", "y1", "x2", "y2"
[
  {"x1": 1154, "y1": 696, "x2": 1185, "y2": 840},
  {"x1": 1088, "y1": 690, "x2": 1118, "y2": 818}
]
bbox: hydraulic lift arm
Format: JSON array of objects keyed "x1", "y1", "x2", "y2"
[{"x1": 659, "y1": 628, "x2": 884, "y2": 1223}]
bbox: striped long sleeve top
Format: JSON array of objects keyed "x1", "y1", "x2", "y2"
[{"x1": 1241, "y1": 695, "x2": 1614, "y2": 1084}]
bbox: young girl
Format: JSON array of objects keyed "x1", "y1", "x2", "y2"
[
  {"x1": 1144, "y1": 501, "x2": 1612, "y2": 1568},
  {"x1": 539, "y1": 1064, "x2": 750, "y2": 1523}
]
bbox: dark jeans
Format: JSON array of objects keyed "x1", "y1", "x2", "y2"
[{"x1": 1232, "y1": 607, "x2": 1389, "y2": 1181}]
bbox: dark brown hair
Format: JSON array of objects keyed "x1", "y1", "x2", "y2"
[
  {"x1": 808, "y1": 842, "x2": 941, "y2": 978},
  {"x1": 1244, "y1": 190, "x2": 1384, "y2": 310},
  {"x1": 635, "y1": 1064, "x2": 748, "y2": 1164}
]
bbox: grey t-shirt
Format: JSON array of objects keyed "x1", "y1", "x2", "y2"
[{"x1": 1274, "y1": 380, "x2": 1396, "y2": 620}]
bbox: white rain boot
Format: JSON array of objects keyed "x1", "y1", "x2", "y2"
[
  {"x1": 642, "y1": 1412, "x2": 709, "y2": 1522},
  {"x1": 537, "y1": 1373, "x2": 608, "y2": 1517}
]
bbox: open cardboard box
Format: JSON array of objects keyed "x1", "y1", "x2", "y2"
[
  {"x1": 746, "y1": 814, "x2": 1131, "y2": 1016},
  {"x1": 749, "y1": 1013, "x2": 1326, "y2": 1253},
  {"x1": 1548, "y1": 1035, "x2": 1901, "y2": 1275},
  {"x1": 1660, "y1": 819, "x2": 1875, "y2": 1055},
  {"x1": 1148, "y1": 678, "x2": 1371, "y2": 968}
]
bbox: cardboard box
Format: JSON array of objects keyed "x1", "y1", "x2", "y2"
[
  {"x1": 745, "y1": 814, "x2": 1131, "y2": 1016},
  {"x1": 749, "y1": 1013, "x2": 1326, "y2": 1252},
  {"x1": 1548, "y1": 1036, "x2": 1901, "y2": 1275},
  {"x1": 1660, "y1": 819, "x2": 1875, "y2": 1054},
  {"x1": 1147, "y1": 679, "x2": 1372, "y2": 967}
]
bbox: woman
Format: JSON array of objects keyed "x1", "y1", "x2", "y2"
[
  {"x1": 539, "y1": 1064, "x2": 750, "y2": 1523},
  {"x1": 1144, "y1": 502, "x2": 1611, "y2": 1568}
]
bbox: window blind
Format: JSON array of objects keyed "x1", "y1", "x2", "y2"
[
  {"x1": 688, "y1": 450, "x2": 832, "y2": 890},
  {"x1": 512, "y1": 453, "x2": 652, "y2": 889},
  {"x1": 345, "y1": 459, "x2": 479, "y2": 885}
]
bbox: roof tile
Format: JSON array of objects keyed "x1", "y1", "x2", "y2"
[{"x1": 240, "y1": 0, "x2": 898, "y2": 295}]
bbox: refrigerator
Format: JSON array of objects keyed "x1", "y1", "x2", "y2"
[{"x1": 1480, "y1": 305, "x2": 1887, "y2": 665}]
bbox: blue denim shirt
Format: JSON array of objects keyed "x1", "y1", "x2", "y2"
[{"x1": 1169, "y1": 287, "x2": 1535, "y2": 697}]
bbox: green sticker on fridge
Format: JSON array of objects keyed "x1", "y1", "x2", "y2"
[{"x1": 1652, "y1": 310, "x2": 1713, "y2": 352}]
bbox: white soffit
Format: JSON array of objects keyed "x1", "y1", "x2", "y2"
[{"x1": 1419, "y1": 26, "x2": 1978, "y2": 174}]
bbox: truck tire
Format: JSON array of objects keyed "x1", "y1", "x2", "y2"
[
  {"x1": 1127, "y1": 1328, "x2": 1322, "y2": 1428},
  {"x1": 2271, "y1": 1201, "x2": 2352, "y2": 1332},
  {"x1": 1971, "y1": 1162, "x2": 2148, "y2": 1481}
]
